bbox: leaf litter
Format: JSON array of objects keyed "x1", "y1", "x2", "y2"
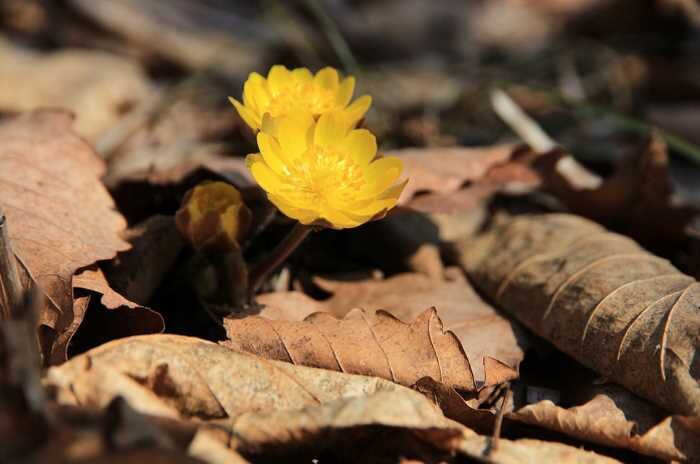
[{"x1": 3, "y1": 2, "x2": 700, "y2": 462}]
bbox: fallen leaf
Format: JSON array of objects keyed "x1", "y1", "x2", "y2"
[
  {"x1": 457, "y1": 432, "x2": 622, "y2": 464},
  {"x1": 511, "y1": 384, "x2": 700, "y2": 462},
  {"x1": 0, "y1": 37, "x2": 152, "y2": 141},
  {"x1": 0, "y1": 111, "x2": 132, "y2": 363},
  {"x1": 313, "y1": 268, "x2": 528, "y2": 386},
  {"x1": 392, "y1": 145, "x2": 517, "y2": 204},
  {"x1": 417, "y1": 377, "x2": 700, "y2": 462},
  {"x1": 46, "y1": 334, "x2": 466, "y2": 460},
  {"x1": 534, "y1": 133, "x2": 699, "y2": 244},
  {"x1": 221, "y1": 389, "x2": 464, "y2": 459},
  {"x1": 461, "y1": 213, "x2": 700, "y2": 415},
  {"x1": 46, "y1": 334, "x2": 435, "y2": 419},
  {"x1": 223, "y1": 308, "x2": 477, "y2": 392}
]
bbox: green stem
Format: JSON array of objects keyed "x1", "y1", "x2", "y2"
[{"x1": 247, "y1": 222, "x2": 311, "y2": 302}]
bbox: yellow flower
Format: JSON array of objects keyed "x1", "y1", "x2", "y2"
[
  {"x1": 229, "y1": 65, "x2": 372, "y2": 133},
  {"x1": 246, "y1": 111, "x2": 406, "y2": 229}
]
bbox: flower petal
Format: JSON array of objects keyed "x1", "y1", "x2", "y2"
[
  {"x1": 349, "y1": 179, "x2": 406, "y2": 216},
  {"x1": 336, "y1": 76, "x2": 355, "y2": 106},
  {"x1": 291, "y1": 67, "x2": 313, "y2": 84},
  {"x1": 359, "y1": 156, "x2": 403, "y2": 198},
  {"x1": 344, "y1": 95, "x2": 372, "y2": 125},
  {"x1": 243, "y1": 75, "x2": 270, "y2": 112},
  {"x1": 314, "y1": 67, "x2": 340, "y2": 91},
  {"x1": 320, "y1": 203, "x2": 364, "y2": 229},
  {"x1": 314, "y1": 112, "x2": 350, "y2": 147},
  {"x1": 277, "y1": 111, "x2": 315, "y2": 158},
  {"x1": 229, "y1": 97, "x2": 261, "y2": 131},
  {"x1": 269, "y1": 194, "x2": 319, "y2": 225},
  {"x1": 246, "y1": 154, "x2": 284, "y2": 193},
  {"x1": 340, "y1": 129, "x2": 376, "y2": 166},
  {"x1": 257, "y1": 132, "x2": 287, "y2": 175},
  {"x1": 267, "y1": 65, "x2": 290, "y2": 96}
]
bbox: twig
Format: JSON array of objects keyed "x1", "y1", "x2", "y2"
[
  {"x1": 491, "y1": 88, "x2": 603, "y2": 190},
  {"x1": 485, "y1": 384, "x2": 511, "y2": 458},
  {"x1": 490, "y1": 89, "x2": 556, "y2": 153}
]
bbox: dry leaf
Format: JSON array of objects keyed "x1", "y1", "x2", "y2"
[
  {"x1": 461, "y1": 213, "x2": 700, "y2": 415},
  {"x1": 511, "y1": 384, "x2": 700, "y2": 462},
  {"x1": 0, "y1": 111, "x2": 132, "y2": 362},
  {"x1": 0, "y1": 37, "x2": 151, "y2": 141},
  {"x1": 223, "y1": 307, "x2": 477, "y2": 392},
  {"x1": 46, "y1": 334, "x2": 466, "y2": 460},
  {"x1": 457, "y1": 432, "x2": 621, "y2": 464},
  {"x1": 221, "y1": 389, "x2": 464, "y2": 459},
  {"x1": 46, "y1": 334, "x2": 437, "y2": 419},
  {"x1": 392, "y1": 145, "x2": 516, "y2": 204},
  {"x1": 534, "y1": 133, "x2": 699, "y2": 244},
  {"x1": 313, "y1": 269, "x2": 528, "y2": 385},
  {"x1": 418, "y1": 377, "x2": 700, "y2": 462}
]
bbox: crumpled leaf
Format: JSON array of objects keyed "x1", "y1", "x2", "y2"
[
  {"x1": 311, "y1": 269, "x2": 528, "y2": 385},
  {"x1": 0, "y1": 37, "x2": 152, "y2": 141},
  {"x1": 534, "y1": 133, "x2": 699, "y2": 244},
  {"x1": 223, "y1": 307, "x2": 477, "y2": 392},
  {"x1": 418, "y1": 377, "x2": 700, "y2": 462},
  {"x1": 511, "y1": 384, "x2": 700, "y2": 462},
  {"x1": 0, "y1": 111, "x2": 136, "y2": 363},
  {"x1": 45, "y1": 334, "x2": 465, "y2": 460},
  {"x1": 461, "y1": 213, "x2": 700, "y2": 416}
]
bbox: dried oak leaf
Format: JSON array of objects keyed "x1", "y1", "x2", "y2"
[
  {"x1": 0, "y1": 111, "x2": 155, "y2": 362},
  {"x1": 223, "y1": 307, "x2": 477, "y2": 392},
  {"x1": 312, "y1": 269, "x2": 528, "y2": 386},
  {"x1": 46, "y1": 334, "x2": 465, "y2": 459},
  {"x1": 461, "y1": 213, "x2": 700, "y2": 415}
]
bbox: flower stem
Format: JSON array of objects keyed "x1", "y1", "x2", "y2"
[{"x1": 247, "y1": 222, "x2": 311, "y2": 302}]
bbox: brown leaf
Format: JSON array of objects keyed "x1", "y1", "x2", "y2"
[
  {"x1": 0, "y1": 111, "x2": 132, "y2": 362},
  {"x1": 313, "y1": 269, "x2": 528, "y2": 386},
  {"x1": 0, "y1": 37, "x2": 152, "y2": 141},
  {"x1": 223, "y1": 307, "x2": 477, "y2": 392},
  {"x1": 534, "y1": 133, "x2": 699, "y2": 244},
  {"x1": 461, "y1": 213, "x2": 700, "y2": 415},
  {"x1": 46, "y1": 334, "x2": 465, "y2": 459},
  {"x1": 511, "y1": 384, "x2": 700, "y2": 462},
  {"x1": 391, "y1": 145, "x2": 517, "y2": 205},
  {"x1": 418, "y1": 377, "x2": 700, "y2": 462},
  {"x1": 72, "y1": 267, "x2": 164, "y2": 352},
  {"x1": 457, "y1": 433, "x2": 622, "y2": 464}
]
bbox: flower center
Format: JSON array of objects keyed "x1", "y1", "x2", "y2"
[
  {"x1": 280, "y1": 146, "x2": 365, "y2": 206},
  {"x1": 268, "y1": 82, "x2": 337, "y2": 117}
]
